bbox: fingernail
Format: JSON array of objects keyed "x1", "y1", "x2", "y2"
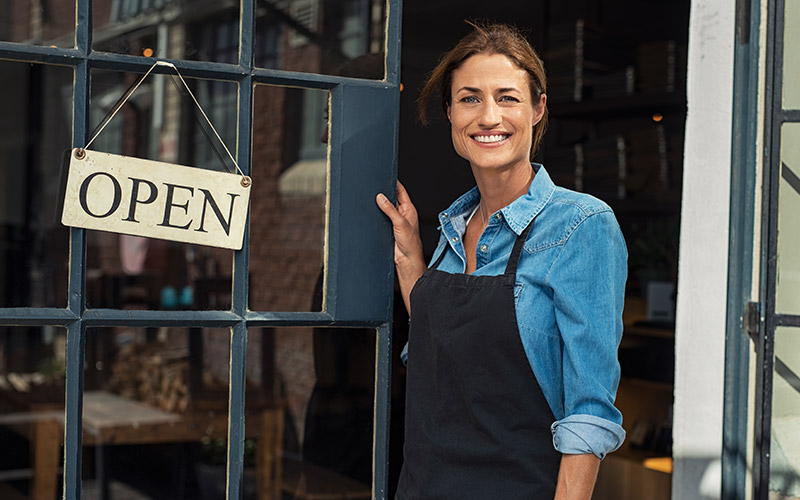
[{"x1": 376, "y1": 193, "x2": 387, "y2": 203}]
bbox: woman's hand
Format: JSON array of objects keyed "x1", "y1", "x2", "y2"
[{"x1": 376, "y1": 182, "x2": 427, "y2": 314}]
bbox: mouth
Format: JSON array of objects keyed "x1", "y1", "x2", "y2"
[{"x1": 471, "y1": 133, "x2": 510, "y2": 144}]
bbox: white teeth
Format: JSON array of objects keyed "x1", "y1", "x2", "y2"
[{"x1": 473, "y1": 134, "x2": 508, "y2": 143}]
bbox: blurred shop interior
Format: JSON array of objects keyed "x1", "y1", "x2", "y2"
[{"x1": 0, "y1": 0, "x2": 685, "y2": 499}]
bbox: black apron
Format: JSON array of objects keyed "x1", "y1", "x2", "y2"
[{"x1": 396, "y1": 220, "x2": 561, "y2": 500}]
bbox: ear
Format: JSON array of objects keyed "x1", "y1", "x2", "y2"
[
  {"x1": 532, "y1": 93, "x2": 547, "y2": 126},
  {"x1": 446, "y1": 103, "x2": 451, "y2": 122}
]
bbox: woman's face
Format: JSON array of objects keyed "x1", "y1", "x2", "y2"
[{"x1": 447, "y1": 53, "x2": 545, "y2": 173}]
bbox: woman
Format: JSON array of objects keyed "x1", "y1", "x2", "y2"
[{"x1": 376, "y1": 23, "x2": 627, "y2": 500}]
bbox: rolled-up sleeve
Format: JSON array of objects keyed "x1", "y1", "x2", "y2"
[{"x1": 546, "y1": 210, "x2": 627, "y2": 459}]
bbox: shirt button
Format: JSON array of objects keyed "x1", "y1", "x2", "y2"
[
  {"x1": 452, "y1": 236, "x2": 459, "y2": 242},
  {"x1": 480, "y1": 244, "x2": 488, "y2": 252},
  {"x1": 494, "y1": 213, "x2": 501, "y2": 220},
  {"x1": 441, "y1": 212, "x2": 448, "y2": 219}
]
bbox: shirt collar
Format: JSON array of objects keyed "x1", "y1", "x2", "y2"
[{"x1": 437, "y1": 163, "x2": 556, "y2": 236}]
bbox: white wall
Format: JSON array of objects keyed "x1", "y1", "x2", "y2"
[{"x1": 673, "y1": 0, "x2": 737, "y2": 498}]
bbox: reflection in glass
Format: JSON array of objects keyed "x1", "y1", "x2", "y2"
[
  {"x1": 784, "y1": 0, "x2": 800, "y2": 109},
  {"x1": 85, "y1": 70, "x2": 238, "y2": 310},
  {"x1": 0, "y1": 0, "x2": 74, "y2": 47},
  {"x1": 245, "y1": 327, "x2": 375, "y2": 500},
  {"x1": 249, "y1": 85, "x2": 329, "y2": 312},
  {"x1": 0, "y1": 61, "x2": 72, "y2": 308},
  {"x1": 0, "y1": 327, "x2": 66, "y2": 499},
  {"x1": 770, "y1": 327, "x2": 800, "y2": 499},
  {"x1": 255, "y1": 0, "x2": 386, "y2": 78},
  {"x1": 92, "y1": 0, "x2": 239, "y2": 63},
  {"x1": 83, "y1": 327, "x2": 230, "y2": 499},
  {"x1": 776, "y1": 124, "x2": 800, "y2": 314}
]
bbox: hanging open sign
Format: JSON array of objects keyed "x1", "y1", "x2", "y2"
[
  {"x1": 61, "y1": 61, "x2": 251, "y2": 250},
  {"x1": 62, "y1": 148, "x2": 250, "y2": 250}
]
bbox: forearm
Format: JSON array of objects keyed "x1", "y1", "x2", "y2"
[
  {"x1": 553, "y1": 453, "x2": 600, "y2": 500},
  {"x1": 396, "y1": 257, "x2": 426, "y2": 313}
]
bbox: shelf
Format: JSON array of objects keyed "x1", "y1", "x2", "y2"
[{"x1": 549, "y1": 92, "x2": 686, "y2": 118}]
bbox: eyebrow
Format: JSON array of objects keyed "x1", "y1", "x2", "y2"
[{"x1": 455, "y1": 86, "x2": 521, "y2": 94}]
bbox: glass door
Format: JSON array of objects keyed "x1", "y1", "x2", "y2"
[
  {"x1": 753, "y1": 0, "x2": 800, "y2": 498},
  {"x1": 0, "y1": 0, "x2": 403, "y2": 498}
]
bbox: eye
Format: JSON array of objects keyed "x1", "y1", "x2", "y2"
[
  {"x1": 460, "y1": 95, "x2": 479, "y2": 103},
  {"x1": 498, "y1": 95, "x2": 520, "y2": 103}
]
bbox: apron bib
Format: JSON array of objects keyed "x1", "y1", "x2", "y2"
[{"x1": 396, "y1": 220, "x2": 561, "y2": 500}]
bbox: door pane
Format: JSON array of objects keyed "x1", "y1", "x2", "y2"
[
  {"x1": 83, "y1": 327, "x2": 230, "y2": 499},
  {"x1": 85, "y1": 70, "x2": 237, "y2": 311},
  {"x1": 0, "y1": 0, "x2": 75, "y2": 47},
  {"x1": 92, "y1": 0, "x2": 240, "y2": 63},
  {"x1": 244, "y1": 327, "x2": 375, "y2": 500},
  {"x1": 770, "y1": 327, "x2": 800, "y2": 500},
  {"x1": 249, "y1": 85, "x2": 329, "y2": 312},
  {"x1": 0, "y1": 61, "x2": 73, "y2": 308},
  {"x1": 784, "y1": 0, "x2": 800, "y2": 109},
  {"x1": 0, "y1": 326, "x2": 66, "y2": 499},
  {"x1": 776, "y1": 124, "x2": 800, "y2": 314},
  {"x1": 255, "y1": 0, "x2": 386, "y2": 79}
]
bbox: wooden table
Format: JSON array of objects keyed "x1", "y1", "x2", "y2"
[
  {"x1": 0, "y1": 390, "x2": 278, "y2": 500},
  {"x1": 1, "y1": 391, "x2": 368, "y2": 500}
]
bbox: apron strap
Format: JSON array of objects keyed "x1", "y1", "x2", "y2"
[
  {"x1": 430, "y1": 244, "x2": 448, "y2": 270},
  {"x1": 504, "y1": 219, "x2": 535, "y2": 275}
]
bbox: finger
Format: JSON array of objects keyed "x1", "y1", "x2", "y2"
[
  {"x1": 376, "y1": 193, "x2": 407, "y2": 227},
  {"x1": 396, "y1": 181, "x2": 412, "y2": 206}
]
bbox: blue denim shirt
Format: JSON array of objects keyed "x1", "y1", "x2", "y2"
[{"x1": 404, "y1": 164, "x2": 627, "y2": 459}]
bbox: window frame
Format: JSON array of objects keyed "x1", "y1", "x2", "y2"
[{"x1": 0, "y1": 0, "x2": 402, "y2": 497}]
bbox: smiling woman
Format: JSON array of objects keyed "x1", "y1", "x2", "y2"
[
  {"x1": 377, "y1": 22, "x2": 627, "y2": 500},
  {"x1": 446, "y1": 54, "x2": 545, "y2": 189}
]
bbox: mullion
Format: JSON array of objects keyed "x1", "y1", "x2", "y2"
[
  {"x1": 385, "y1": 0, "x2": 402, "y2": 86},
  {"x1": 251, "y1": 67, "x2": 389, "y2": 89},
  {"x1": 63, "y1": 17, "x2": 92, "y2": 492},
  {"x1": 0, "y1": 308, "x2": 78, "y2": 326},
  {"x1": 776, "y1": 314, "x2": 800, "y2": 327},
  {"x1": 0, "y1": 42, "x2": 83, "y2": 64},
  {"x1": 80, "y1": 309, "x2": 241, "y2": 326},
  {"x1": 227, "y1": 322, "x2": 248, "y2": 500},
  {"x1": 754, "y1": 0, "x2": 785, "y2": 497},
  {"x1": 227, "y1": 0, "x2": 255, "y2": 493},
  {"x1": 63, "y1": 321, "x2": 87, "y2": 500},
  {"x1": 373, "y1": 322, "x2": 392, "y2": 499},
  {"x1": 0, "y1": 50, "x2": 390, "y2": 91},
  {"x1": 88, "y1": 51, "x2": 247, "y2": 80}
]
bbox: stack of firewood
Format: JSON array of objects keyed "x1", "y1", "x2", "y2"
[{"x1": 107, "y1": 343, "x2": 191, "y2": 413}]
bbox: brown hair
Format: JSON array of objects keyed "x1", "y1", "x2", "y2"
[{"x1": 417, "y1": 21, "x2": 548, "y2": 157}]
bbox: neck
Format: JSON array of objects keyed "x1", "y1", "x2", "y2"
[{"x1": 472, "y1": 161, "x2": 535, "y2": 214}]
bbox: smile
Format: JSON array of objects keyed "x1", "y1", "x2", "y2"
[{"x1": 472, "y1": 134, "x2": 509, "y2": 144}]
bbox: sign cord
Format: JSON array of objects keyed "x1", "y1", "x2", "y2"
[{"x1": 83, "y1": 60, "x2": 247, "y2": 181}]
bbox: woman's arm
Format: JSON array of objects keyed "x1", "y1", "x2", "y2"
[
  {"x1": 554, "y1": 453, "x2": 600, "y2": 500},
  {"x1": 376, "y1": 181, "x2": 427, "y2": 313}
]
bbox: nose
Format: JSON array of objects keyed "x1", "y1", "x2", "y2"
[{"x1": 479, "y1": 99, "x2": 501, "y2": 127}]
